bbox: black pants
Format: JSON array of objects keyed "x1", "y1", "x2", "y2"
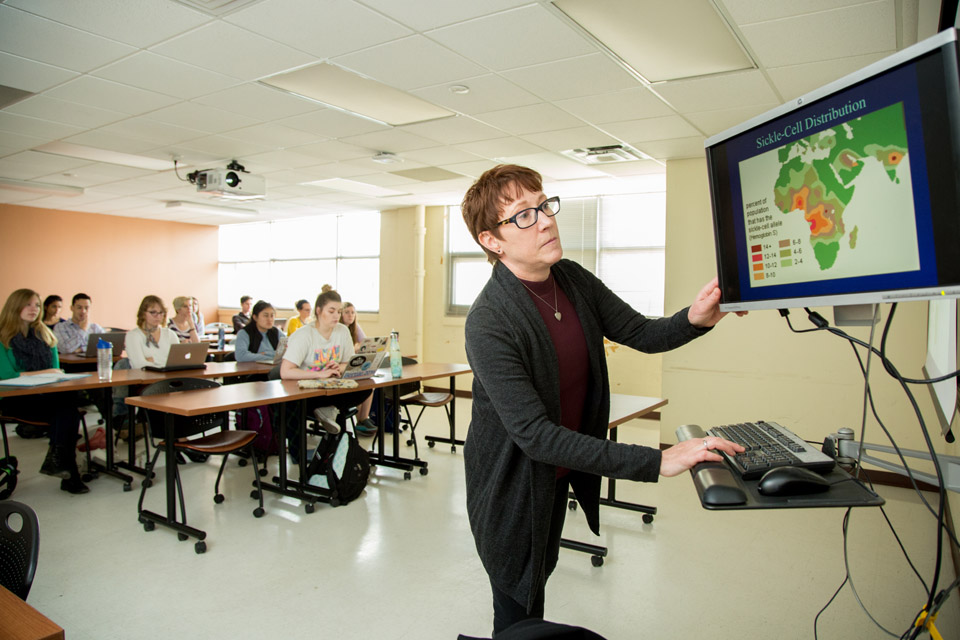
[
  {"x1": 285, "y1": 388, "x2": 373, "y2": 454},
  {"x1": 491, "y1": 477, "x2": 570, "y2": 635},
  {"x1": 2, "y1": 392, "x2": 81, "y2": 448}
]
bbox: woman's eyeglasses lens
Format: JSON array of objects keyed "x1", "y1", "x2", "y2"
[{"x1": 514, "y1": 197, "x2": 560, "y2": 229}]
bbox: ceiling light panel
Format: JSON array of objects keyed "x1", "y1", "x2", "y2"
[
  {"x1": 553, "y1": 0, "x2": 754, "y2": 82},
  {"x1": 34, "y1": 141, "x2": 175, "y2": 170},
  {"x1": 262, "y1": 63, "x2": 455, "y2": 126}
]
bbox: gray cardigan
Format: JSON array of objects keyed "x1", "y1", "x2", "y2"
[{"x1": 463, "y1": 259, "x2": 709, "y2": 611}]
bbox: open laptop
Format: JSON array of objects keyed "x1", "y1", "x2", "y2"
[
  {"x1": 83, "y1": 332, "x2": 125, "y2": 357},
  {"x1": 341, "y1": 336, "x2": 389, "y2": 380},
  {"x1": 142, "y1": 342, "x2": 208, "y2": 372}
]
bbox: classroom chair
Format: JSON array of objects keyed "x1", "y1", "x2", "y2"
[
  {"x1": 0, "y1": 500, "x2": 40, "y2": 601},
  {"x1": 0, "y1": 410, "x2": 97, "y2": 490}
]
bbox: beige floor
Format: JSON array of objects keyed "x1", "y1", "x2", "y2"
[{"x1": 5, "y1": 399, "x2": 958, "y2": 640}]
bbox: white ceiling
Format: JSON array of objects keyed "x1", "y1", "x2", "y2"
[{"x1": 0, "y1": 0, "x2": 947, "y2": 225}]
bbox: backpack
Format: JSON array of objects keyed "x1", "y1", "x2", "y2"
[
  {"x1": 305, "y1": 429, "x2": 370, "y2": 506},
  {"x1": 243, "y1": 406, "x2": 278, "y2": 455}
]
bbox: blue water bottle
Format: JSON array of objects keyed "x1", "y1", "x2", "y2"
[
  {"x1": 389, "y1": 330, "x2": 402, "y2": 379},
  {"x1": 96, "y1": 338, "x2": 112, "y2": 381},
  {"x1": 217, "y1": 325, "x2": 225, "y2": 350}
]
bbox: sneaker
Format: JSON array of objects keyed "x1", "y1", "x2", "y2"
[
  {"x1": 39, "y1": 446, "x2": 71, "y2": 479},
  {"x1": 354, "y1": 419, "x2": 378, "y2": 436},
  {"x1": 78, "y1": 427, "x2": 107, "y2": 452},
  {"x1": 60, "y1": 476, "x2": 90, "y2": 494},
  {"x1": 312, "y1": 408, "x2": 340, "y2": 435}
]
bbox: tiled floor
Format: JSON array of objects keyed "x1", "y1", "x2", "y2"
[{"x1": 5, "y1": 399, "x2": 958, "y2": 639}]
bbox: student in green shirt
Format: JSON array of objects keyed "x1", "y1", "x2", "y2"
[{"x1": 0, "y1": 288, "x2": 89, "y2": 494}]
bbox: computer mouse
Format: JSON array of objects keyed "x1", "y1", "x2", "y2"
[{"x1": 757, "y1": 466, "x2": 830, "y2": 496}]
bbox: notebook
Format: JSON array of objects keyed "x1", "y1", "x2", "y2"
[
  {"x1": 143, "y1": 342, "x2": 208, "y2": 372},
  {"x1": 83, "y1": 332, "x2": 126, "y2": 357},
  {"x1": 341, "y1": 336, "x2": 389, "y2": 380}
]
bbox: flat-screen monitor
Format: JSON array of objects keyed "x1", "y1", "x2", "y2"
[{"x1": 706, "y1": 28, "x2": 960, "y2": 312}]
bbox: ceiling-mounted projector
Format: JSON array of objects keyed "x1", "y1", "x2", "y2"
[{"x1": 189, "y1": 160, "x2": 266, "y2": 200}]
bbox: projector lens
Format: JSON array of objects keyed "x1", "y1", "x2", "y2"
[{"x1": 225, "y1": 171, "x2": 240, "y2": 188}]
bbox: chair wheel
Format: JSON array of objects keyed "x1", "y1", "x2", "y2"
[
  {"x1": 406, "y1": 439, "x2": 414, "y2": 446},
  {"x1": 451, "y1": 446, "x2": 457, "y2": 453},
  {"x1": 642, "y1": 514, "x2": 654, "y2": 524},
  {"x1": 568, "y1": 500, "x2": 577, "y2": 511},
  {"x1": 305, "y1": 502, "x2": 315, "y2": 514},
  {"x1": 419, "y1": 467, "x2": 428, "y2": 476},
  {"x1": 195, "y1": 541, "x2": 206, "y2": 554},
  {"x1": 403, "y1": 471, "x2": 411, "y2": 480},
  {"x1": 214, "y1": 494, "x2": 225, "y2": 504},
  {"x1": 259, "y1": 468, "x2": 268, "y2": 477},
  {"x1": 142, "y1": 520, "x2": 155, "y2": 532},
  {"x1": 178, "y1": 532, "x2": 189, "y2": 541},
  {"x1": 330, "y1": 497, "x2": 341, "y2": 508},
  {"x1": 250, "y1": 490, "x2": 260, "y2": 500},
  {"x1": 427, "y1": 441, "x2": 435, "y2": 448},
  {"x1": 253, "y1": 507, "x2": 264, "y2": 518},
  {"x1": 237, "y1": 458, "x2": 247, "y2": 467},
  {"x1": 123, "y1": 482, "x2": 132, "y2": 492},
  {"x1": 591, "y1": 555, "x2": 604, "y2": 567}
]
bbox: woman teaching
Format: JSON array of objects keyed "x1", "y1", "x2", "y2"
[{"x1": 459, "y1": 165, "x2": 744, "y2": 634}]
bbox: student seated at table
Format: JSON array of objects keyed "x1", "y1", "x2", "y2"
[
  {"x1": 168, "y1": 296, "x2": 200, "y2": 343},
  {"x1": 53, "y1": 292, "x2": 105, "y2": 354},
  {"x1": 285, "y1": 299, "x2": 311, "y2": 336},
  {"x1": 280, "y1": 289, "x2": 376, "y2": 449},
  {"x1": 340, "y1": 301, "x2": 366, "y2": 351},
  {"x1": 232, "y1": 295, "x2": 252, "y2": 333},
  {"x1": 126, "y1": 295, "x2": 180, "y2": 369},
  {"x1": 235, "y1": 300, "x2": 287, "y2": 363},
  {"x1": 41, "y1": 294, "x2": 65, "y2": 331},
  {"x1": 190, "y1": 296, "x2": 205, "y2": 336},
  {"x1": 0, "y1": 288, "x2": 90, "y2": 494}
]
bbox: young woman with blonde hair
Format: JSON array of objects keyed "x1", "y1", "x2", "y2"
[{"x1": 0, "y1": 288, "x2": 89, "y2": 494}]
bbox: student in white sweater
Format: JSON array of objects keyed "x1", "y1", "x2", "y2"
[{"x1": 126, "y1": 295, "x2": 179, "y2": 369}]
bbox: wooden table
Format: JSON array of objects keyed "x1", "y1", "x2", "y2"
[
  {"x1": 0, "y1": 585, "x2": 64, "y2": 640},
  {"x1": 560, "y1": 394, "x2": 667, "y2": 566}
]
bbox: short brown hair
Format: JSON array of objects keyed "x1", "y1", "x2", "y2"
[{"x1": 461, "y1": 165, "x2": 544, "y2": 264}]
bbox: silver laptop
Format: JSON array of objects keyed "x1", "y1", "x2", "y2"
[
  {"x1": 341, "y1": 350, "x2": 388, "y2": 380},
  {"x1": 143, "y1": 342, "x2": 208, "y2": 372},
  {"x1": 83, "y1": 332, "x2": 125, "y2": 357}
]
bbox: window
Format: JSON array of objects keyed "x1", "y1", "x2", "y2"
[
  {"x1": 446, "y1": 191, "x2": 665, "y2": 317},
  {"x1": 218, "y1": 212, "x2": 380, "y2": 312}
]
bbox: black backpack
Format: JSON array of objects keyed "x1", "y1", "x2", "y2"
[{"x1": 305, "y1": 429, "x2": 370, "y2": 506}]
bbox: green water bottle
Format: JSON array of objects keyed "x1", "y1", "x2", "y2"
[{"x1": 389, "y1": 330, "x2": 402, "y2": 379}]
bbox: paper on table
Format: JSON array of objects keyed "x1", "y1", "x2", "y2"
[{"x1": 0, "y1": 372, "x2": 91, "y2": 387}]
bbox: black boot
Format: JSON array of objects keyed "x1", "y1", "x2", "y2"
[
  {"x1": 60, "y1": 474, "x2": 89, "y2": 494},
  {"x1": 39, "y1": 445, "x2": 71, "y2": 479}
]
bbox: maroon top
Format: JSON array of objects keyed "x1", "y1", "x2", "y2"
[{"x1": 518, "y1": 272, "x2": 589, "y2": 478}]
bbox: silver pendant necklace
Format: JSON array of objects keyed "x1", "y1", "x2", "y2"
[{"x1": 520, "y1": 279, "x2": 561, "y2": 321}]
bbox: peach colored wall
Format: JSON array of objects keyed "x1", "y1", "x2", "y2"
[{"x1": 0, "y1": 204, "x2": 218, "y2": 330}]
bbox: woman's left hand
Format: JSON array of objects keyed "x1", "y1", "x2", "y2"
[
  {"x1": 659, "y1": 436, "x2": 745, "y2": 477},
  {"x1": 687, "y1": 277, "x2": 746, "y2": 327}
]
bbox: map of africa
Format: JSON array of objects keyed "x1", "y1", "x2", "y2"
[{"x1": 737, "y1": 102, "x2": 920, "y2": 289}]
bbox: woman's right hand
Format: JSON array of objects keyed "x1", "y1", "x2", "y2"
[{"x1": 317, "y1": 362, "x2": 341, "y2": 379}]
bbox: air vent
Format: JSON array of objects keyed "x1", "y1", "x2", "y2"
[{"x1": 560, "y1": 145, "x2": 646, "y2": 165}]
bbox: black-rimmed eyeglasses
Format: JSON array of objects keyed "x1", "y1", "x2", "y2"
[{"x1": 491, "y1": 196, "x2": 560, "y2": 230}]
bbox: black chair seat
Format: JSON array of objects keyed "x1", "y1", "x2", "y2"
[
  {"x1": 0, "y1": 500, "x2": 40, "y2": 600},
  {"x1": 401, "y1": 392, "x2": 453, "y2": 408}
]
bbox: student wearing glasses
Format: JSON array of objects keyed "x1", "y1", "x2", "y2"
[
  {"x1": 460, "y1": 165, "x2": 744, "y2": 633},
  {"x1": 126, "y1": 295, "x2": 179, "y2": 369},
  {"x1": 285, "y1": 299, "x2": 312, "y2": 336}
]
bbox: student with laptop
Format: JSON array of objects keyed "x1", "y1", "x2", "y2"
[
  {"x1": 168, "y1": 296, "x2": 200, "y2": 343},
  {"x1": 53, "y1": 293, "x2": 105, "y2": 354},
  {"x1": 280, "y1": 289, "x2": 376, "y2": 448},
  {"x1": 126, "y1": 295, "x2": 180, "y2": 369},
  {"x1": 0, "y1": 288, "x2": 90, "y2": 494},
  {"x1": 235, "y1": 300, "x2": 286, "y2": 363}
]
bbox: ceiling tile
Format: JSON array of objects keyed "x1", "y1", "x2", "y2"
[
  {"x1": 34, "y1": 163, "x2": 153, "y2": 188},
  {"x1": 338, "y1": 129, "x2": 437, "y2": 153},
  {"x1": 684, "y1": 104, "x2": 781, "y2": 138},
  {"x1": 291, "y1": 140, "x2": 376, "y2": 163},
  {"x1": 440, "y1": 159, "x2": 497, "y2": 179},
  {"x1": 0, "y1": 131, "x2": 54, "y2": 155},
  {"x1": 400, "y1": 116, "x2": 505, "y2": 145},
  {"x1": 502, "y1": 54, "x2": 640, "y2": 102},
  {"x1": 741, "y1": 1, "x2": 896, "y2": 68},
  {"x1": 150, "y1": 21, "x2": 315, "y2": 81},
  {"x1": 0, "y1": 5, "x2": 136, "y2": 73},
  {"x1": 654, "y1": 70, "x2": 780, "y2": 113},
  {"x1": 591, "y1": 159, "x2": 666, "y2": 177},
  {"x1": 6, "y1": 0, "x2": 212, "y2": 48},
  {"x1": 602, "y1": 115, "x2": 702, "y2": 143},
  {"x1": 176, "y1": 135, "x2": 276, "y2": 160},
  {"x1": 474, "y1": 103, "x2": 585, "y2": 135},
  {"x1": 767, "y1": 51, "x2": 895, "y2": 101},
  {"x1": 357, "y1": 0, "x2": 531, "y2": 31},
  {"x1": 220, "y1": 123, "x2": 326, "y2": 148},
  {"x1": 0, "y1": 150, "x2": 92, "y2": 180},
  {"x1": 399, "y1": 146, "x2": 484, "y2": 166},
  {"x1": 555, "y1": 87, "x2": 674, "y2": 123},
  {"x1": 196, "y1": 84, "x2": 321, "y2": 120},
  {"x1": 521, "y1": 126, "x2": 620, "y2": 152},
  {"x1": 457, "y1": 137, "x2": 544, "y2": 159},
  {"x1": 0, "y1": 51, "x2": 79, "y2": 93},
  {"x1": 44, "y1": 77, "x2": 179, "y2": 115},
  {"x1": 94, "y1": 117, "x2": 207, "y2": 147},
  {"x1": 427, "y1": 5, "x2": 596, "y2": 71},
  {"x1": 61, "y1": 130, "x2": 158, "y2": 155},
  {"x1": 240, "y1": 149, "x2": 333, "y2": 172},
  {"x1": 633, "y1": 136, "x2": 706, "y2": 160},
  {"x1": 412, "y1": 74, "x2": 542, "y2": 115},
  {"x1": 333, "y1": 36, "x2": 487, "y2": 91},
  {"x1": 280, "y1": 109, "x2": 390, "y2": 139},
  {"x1": 225, "y1": 0, "x2": 411, "y2": 58},
  {"x1": 501, "y1": 152, "x2": 607, "y2": 180},
  {"x1": 93, "y1": 52, "x2": 241, "y2": 100},
  {"x1": 143, "y1": 102, "x2": 260, "y2": 134},
  {"x1": 6, "y1": 95, "x2": 128, "y2": 129},
  {"x1": 0, "y1": 113, "x2": 83, "y2": 141},
  {"x1": 720, "y1": 0, "x2": 869, "y2": 25}
]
